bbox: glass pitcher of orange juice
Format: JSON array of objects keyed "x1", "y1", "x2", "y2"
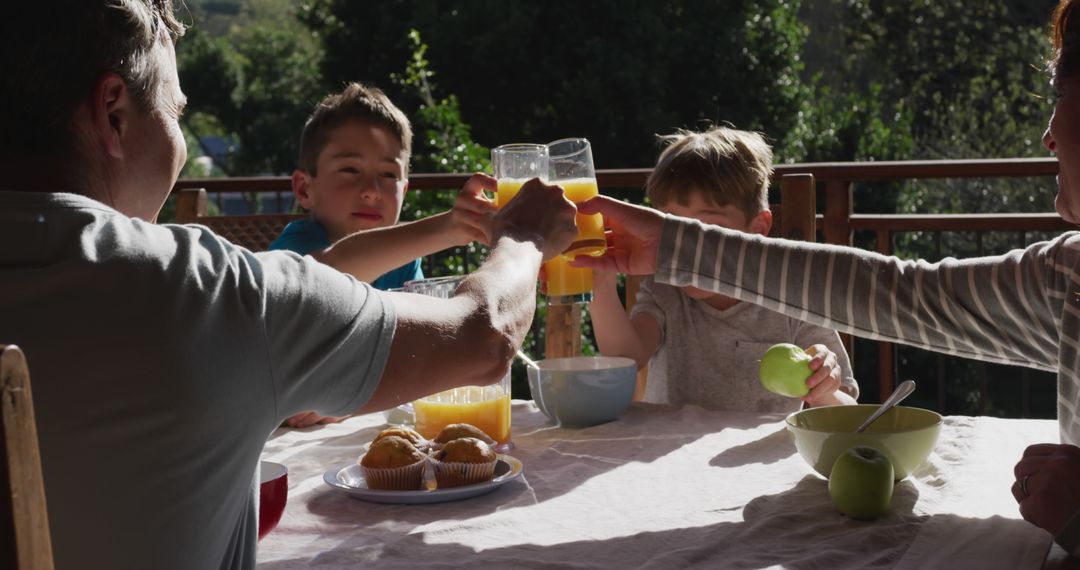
[{"x1": 405, "y1": 275, "x2": 514, "y2": 451}]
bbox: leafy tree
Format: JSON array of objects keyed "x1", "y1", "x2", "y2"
[
  {"x1": 301, "y1": 0, "x2": 815, "y2": 168},
  {"x1": 803, "y1": 0, "x2": 1060, "y2": 413},
  {"x1": 177, "y1": 3, "x2": 327, "y2": 178},
  {"x1": 174, "y1": 0, "x2": 1063, "y2": 414}
]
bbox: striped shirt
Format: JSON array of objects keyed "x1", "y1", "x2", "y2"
[{"x1": 655, "y1": 215, "x2": 1080, "y2": 445}]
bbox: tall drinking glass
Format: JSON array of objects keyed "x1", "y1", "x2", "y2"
[
  {"x1": 548, "y1": 138, "x2": 606, "y2": 259},
  {"x1": 545, "y1": 138, "x2": 604, "y2": 304},
  {"x1": 406, "y1": 276, "x2": 514, "y2": 452},
  {"x1": 492, "y1": 143, "x2": 592, "y2": 305},
  {"x1": 492, "y1": 143, "x2": 548, "y2": 207}
]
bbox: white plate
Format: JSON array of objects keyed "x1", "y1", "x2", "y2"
[{"x1": 323, "y1": 455, "x2": 524, "y2": 505}]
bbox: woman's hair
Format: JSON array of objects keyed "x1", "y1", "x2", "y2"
[{"x1": 1052, "y1": 0, "x2": 1080, "y2": 82}]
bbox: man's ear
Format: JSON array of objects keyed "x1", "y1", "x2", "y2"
[
  {"x1": 401, "y1": 179, "x2": 410, "y2": 196},
  {"x1": 89, "y1": 73, "x2": 130, "y2": 160},
  {"x1": 749, "y1": 209, "x2": 773, "y2": 237},
  {"x1": 291, "y1": 170, "x2": 315, "y2": 210}
]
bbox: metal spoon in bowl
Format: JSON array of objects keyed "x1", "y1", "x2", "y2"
[
  {"x1": 516, "y1": 350, "x2": 540, "y2": 369},
  {"x1": 855, "y1": 380, "x2": 916, "y2": 433}
]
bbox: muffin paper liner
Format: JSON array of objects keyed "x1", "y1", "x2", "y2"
[
  {"x1": 430, "y1": 456, "x2": 498, "y2": 488},
  {"x1": 359, "y1": 455, "x2": 427, "y2": 491}
]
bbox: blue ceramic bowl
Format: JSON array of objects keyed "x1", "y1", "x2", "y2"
[{"x1": 526, "y1": 356, "x2": 637, "y2": 427}]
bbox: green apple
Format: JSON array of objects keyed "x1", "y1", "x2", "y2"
[
  {"x1": 828, "y1": 445, "x2": 894, "y2": 520},
  {"x1": 758, "y1": 343, "x2": 812, "y2": 398}
]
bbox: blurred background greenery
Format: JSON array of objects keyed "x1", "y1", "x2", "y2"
[{"x1": 171, "y1": 0, "x2": 1062, "y2": 416}]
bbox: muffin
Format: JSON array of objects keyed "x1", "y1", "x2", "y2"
[
  {"x1": 371, "y1": 427, "x2": 428, "y2": 451},
  {"x1": 432, "y1": 423, "x2": 496, "y2": 450},
  {"x1": 430, "y1": 437, "x2": 498, "y2": 488},
  {"x1": 359, "y1": 435, "x2": 427, "y2": 490}
]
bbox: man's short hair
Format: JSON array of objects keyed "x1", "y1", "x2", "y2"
[
  {"x1": 0, "y1": 1, "x2": 184, "y2": 158},
  {"x1": 298, "y1": 82, "x2": 413, "y2": 176},
  {"x1": 645, "y1": 127, "x2": 773, "y2": 219}
]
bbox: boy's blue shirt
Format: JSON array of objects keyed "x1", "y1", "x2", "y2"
[{"x1": 268, "y1": 218, "x2": 423, "y2": 290}]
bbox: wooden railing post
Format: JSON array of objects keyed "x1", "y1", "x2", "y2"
[
  {"x1": 780, "y1": 174, "x2": 816, "y2": 241},
  {"x1": 544, "y1": 304, "x2": 582, "y2": 359},
  {"x1": 823, "y1": 180, "x2": 852, "y2": 246},
  {"x1": 823, "y1": 179, "x2": 856, "y2": 361},
  {"x1": 876, "y1": 229, "x2": 896, "y2": 402}
]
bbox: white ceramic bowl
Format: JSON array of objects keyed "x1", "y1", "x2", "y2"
[{"x1": 526, "y1": 356, "x2": 637, "y2": 427}]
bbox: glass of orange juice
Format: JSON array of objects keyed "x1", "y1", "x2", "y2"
[
  {"x1": 406, "y1": 276, "x2": 514, "y2": 452},
  {"x1": 547, "y1": 138, "x2": 605, "y2": 260},
  {"x1": 543, "y1": 256, "x2": 593, "y2": 304},
  {"x1": 543, "y1": 138, "x2": 604, "y2": 304},
  {"x1": 492, "y1": 143, "x2": 591, "y2": 304},
  {"x1": 492, "y1": 143, "x2": 548, "y2": 207}
]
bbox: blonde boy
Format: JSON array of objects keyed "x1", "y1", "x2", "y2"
[
  {"x1": 590, "y1": 127, "x2": 858, "y2": 412},
  {"x1": 271, "y1": 82, "x2": 495, "y2": 426}
]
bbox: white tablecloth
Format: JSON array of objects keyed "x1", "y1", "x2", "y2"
[{"x1": 257, "y1": 401, "x2": 1057, "y2": 569}]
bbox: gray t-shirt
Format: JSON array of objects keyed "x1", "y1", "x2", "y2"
[
  {"x1": 0, "y1": 192, "x2": 395, "y2": 569},
  {"x1": 631, "y1": 276, "x2": 858, "y2": 412}
]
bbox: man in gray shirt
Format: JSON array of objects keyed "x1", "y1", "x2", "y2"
[{"x1": 0, "y1": 2, "x2": 576, "y2": 568}]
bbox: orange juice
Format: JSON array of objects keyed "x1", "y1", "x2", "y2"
[
  {"x1": 544, "y1": 256, "x2": 593, "y2": 298},
  {"x1": 496, "y1": 178, "x2": 527, "y2": 208},
  {"x1": 413, "y1": 385, "x2": 512, "y2": 444},
  {"x1": 559, "y1": 178, "x2": 606, "y2": 258}
]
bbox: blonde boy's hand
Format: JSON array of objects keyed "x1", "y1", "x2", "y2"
[
  {"x1": 802, "y1": 344, "x2": 845, "y2": 406},
  {"x1": 285, "y1": 411, "x2": 348, "y2": 428},
  {"x1": 448, "y1": 174, "x2": 498, "y2": 246}
]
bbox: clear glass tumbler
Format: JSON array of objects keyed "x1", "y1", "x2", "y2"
[
  {"x1": 545, "y1": 137, "x2": 604, "y2": 304},
  {"x1": 492, "y1": 143, "x2": 548, "y2": 207}
]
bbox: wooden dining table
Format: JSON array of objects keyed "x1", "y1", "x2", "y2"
[{"x1": 256, "y1": 400, "x2": 1066, "y2": 569}]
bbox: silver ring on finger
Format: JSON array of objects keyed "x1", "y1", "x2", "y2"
[{"x1": 1019, "y1": 474, "x2": 1031, "y2": 498}]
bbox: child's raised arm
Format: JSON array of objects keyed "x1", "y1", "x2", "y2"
[
  {"x1": 314, "y1": 174, "x2": 496, "y2": 281},
  {"x1": 590, "y1": 270, "x2": 661, "y2": 380}
]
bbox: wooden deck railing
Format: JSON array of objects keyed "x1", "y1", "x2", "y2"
[{"x1": 173, "y1": 157, "x2": 1070, "y2": 411}]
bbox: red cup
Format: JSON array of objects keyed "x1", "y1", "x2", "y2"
[{"x1": 258, "y1": 461, "x2": 288, "y2": 541}]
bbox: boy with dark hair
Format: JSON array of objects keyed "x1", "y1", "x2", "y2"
[
  {"x1": 271, "y1": 82, "x2": 492, "y2": 290},
  {"x1": 272, "y1": 83, "x2": 495, "y2": 427}
]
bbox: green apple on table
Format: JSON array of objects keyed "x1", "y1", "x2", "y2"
[
  {"x1": 758, "y1": 343, "x2": 812, "y2": 398},
  {"x1": 828, "y1": 445, "x2": 894, "y2": 520}
]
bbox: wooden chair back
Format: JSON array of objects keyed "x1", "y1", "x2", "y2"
[
  {"x1": 174, "y1": 188, "x2": 305, "y2": 252},
  {"x1": 1, "y1": 345, "x2": 54, "y2": 570}
]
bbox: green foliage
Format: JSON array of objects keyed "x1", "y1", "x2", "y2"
[
  {"x1": 301, "y1": 0, "x2": 816, "y2": 168},
  {"x1": 814, "y1": 0, "x2": 1061, "y2": 416},
  {"x1": 177, "y1": 3, "x2": 327, "y2": 177},
  {"x1": 841, "y1": 0, "x2": 1054, "y2": 158},
  {"x1": 393, "y1": 30, "x2": 491, "y2": 176},
  {"x1": 386, "y1": 29, "x2": 548, "y2": 396},
  {"x1": 176, "y1": 0, "x2": 1063, "y2": 414}
]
